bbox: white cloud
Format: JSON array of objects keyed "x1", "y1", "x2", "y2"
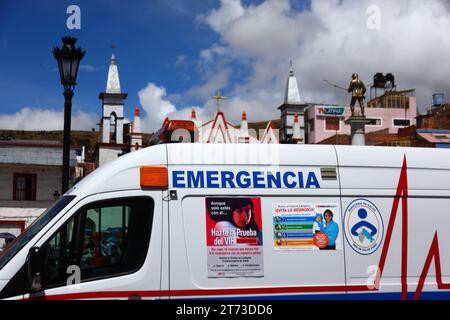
[
  {"x1": 175, "y1": 55, "x2": 187, "y2": 67},
  {"x1": 193, "y1": 0, "x2": 450, "y2": 121},
  {"x1": 201, "y1": 0, "x2": 244, "y2": 33},
  {"x1": 79, "y1": 64, "x2": 105, "y2": 72},
  {"x1": 199, "y1": 45, "x2": 233, "y2": 63},
  {"x1": 138, "y1": 83, "x2": 177, "y2": 132},
  {"x1": 186, "y1": 67, "x2": 232, "y2": 100},
  {"x1": 0, "y1": 107, "x2": 97, "y2": 131},
  {"x1": 138, "y1": 82, "x2": 208, "y2": 132},
  {"x1": 137, "y1": 0, "x2": 450, "y2": 131}
]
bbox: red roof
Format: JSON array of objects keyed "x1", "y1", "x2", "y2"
[{"x1": 166, "y1": 120, "x2": 196, "y2": 132}]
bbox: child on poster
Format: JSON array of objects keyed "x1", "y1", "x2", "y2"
[
  {"x1": 312, "y1": 213, "x2": 324, "y2": 234},
  {"x1": 210, "y1": 198, "x2": 262, "y2": 246}
]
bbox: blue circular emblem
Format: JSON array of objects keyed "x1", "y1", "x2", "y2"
[{"x1": 344, "y1": 199, "x2": 384, "y2": 255}]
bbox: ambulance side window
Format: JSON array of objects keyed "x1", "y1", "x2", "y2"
[{"x1": 42, "y1": 197, "x2": 153, "y2": 289}]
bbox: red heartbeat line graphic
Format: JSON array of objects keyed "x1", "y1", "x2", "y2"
[{"x1": 361, "y1": 155, "x2": 450, "y2": 300}]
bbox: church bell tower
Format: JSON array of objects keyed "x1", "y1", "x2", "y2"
[{"x1": 97, "y1": 49, "x2": 128, "y2": 166}]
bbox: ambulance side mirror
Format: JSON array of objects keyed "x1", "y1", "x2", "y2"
[{"x1": 27, "y1": 246, "x2": 44, "y2": 292}]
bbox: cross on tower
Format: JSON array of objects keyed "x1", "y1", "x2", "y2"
[
  {"x1": 212, "y1": 89, "x2": 227, "y2": 113},
  {"x1": 111, "y1": 44, "x2": 117, "y2": 61}
]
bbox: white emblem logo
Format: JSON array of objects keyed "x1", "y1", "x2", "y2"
[{"x1": 344, "y1": 199, "x2": 384, "y2": 255}]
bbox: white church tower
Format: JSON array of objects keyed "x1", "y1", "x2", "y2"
[
  {"x1": 98, "y1": 50, "x2": 128, "y2": 166},
  {"x1": 130, "y1": 106, "x2": 143, "y2": 151},
  {"x1": 284, "y1": 61, "x2": 301, "y2": 105},
  {"x1": 238, "y1": 111, "x2": 250, "y2": 143},
  {"x1": 278, "y1": 60, "x2": 307, "y2": 144}
]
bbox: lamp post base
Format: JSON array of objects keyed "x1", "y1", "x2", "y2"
[{"x1": 344, "y1": 115, "x2": 371, "y2": 146}]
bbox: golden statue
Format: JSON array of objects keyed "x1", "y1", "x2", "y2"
[{"x1": 348, "y1": 73, "x2": 366, "y2": 117}]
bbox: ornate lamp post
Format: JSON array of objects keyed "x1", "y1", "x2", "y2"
[{"x1": 53, "y1": 36, "x2": 85, "y2": 193}]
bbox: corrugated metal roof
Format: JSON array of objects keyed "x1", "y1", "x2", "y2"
[{"x1": 0, "y1": 146, "x2": 77, "y2": 167}]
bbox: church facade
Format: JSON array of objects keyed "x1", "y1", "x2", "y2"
[
  {"x1": 153, "y1": 108, "x2": 279, "y2": 144},
  {"x1": 152, "y1": 63, "x2": 305, "y2": 145}
]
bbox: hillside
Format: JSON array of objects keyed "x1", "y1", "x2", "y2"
[
  {"x1": 0, "y1": 119, "x2": 279, "y2": 162},
  {"x1": 0, "y1": 130, "x2": 153, "y2": 163}
]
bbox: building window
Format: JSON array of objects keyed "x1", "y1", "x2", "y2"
[
  {"x1": 325, "y1": 117, "x2": 340, "y2": 131},
  {"x1": 367, "y1": 118, "x2": 382, "y2": 126},
  {"x1": 110, "y1": 112, "x2": 117, "y2": 143},
  {"x1": 13, "y1": 173, "x2": 36, "y2": 201},
  {"x1": 393, "y1": 119, "x2": 411, "y2": 127}
]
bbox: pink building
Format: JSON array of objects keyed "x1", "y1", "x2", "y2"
[{"x1": 306, "y1": 90, "x2": 417, "y2": 144}]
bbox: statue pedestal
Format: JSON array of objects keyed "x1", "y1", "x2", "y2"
[{"x1": 344, "y1": 115, "x2": 371, "y2": 146}]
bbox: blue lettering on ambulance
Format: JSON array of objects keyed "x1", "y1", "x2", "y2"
[
  {"x1": 172, "y1": 171, "x2": 185, "y2": 188},
  {"x1": 187, "y1": 171, "x2": 204, "y2": 188},
  {"x1": 221, "y1": 171, "x2": 236, "y2": 188},
  {"x1": 267, "y1": 172, "x2": 281, "y2": 188},
  {"x1": 236, "y1": 171, "x2": 251, "y2": 188},
  {"x1": 206, "y1": 171, "x2": 219, "y2": 188},
  {"x1": 306, "y1": 172, "x2": 320, "y2": 188},
  {"x1": 283, "y1": 172, "x2": 297, "y2": 188},
  {"x1": 171, "y1": 170, "x2": 321, "y2": 189},
  {"x1": 297, "y1": 172, "x2": 304, "y2": 188},
  {"x1": 253, "y1": 171, "x2": 265, "y2": 188}
]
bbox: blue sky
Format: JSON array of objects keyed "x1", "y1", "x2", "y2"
[
  {"x1": 0, "y1": 0, "x2": 226, "y2": 125},
  {"x1": 0, "y1": 0, "x2": 449, "y2": 132}
]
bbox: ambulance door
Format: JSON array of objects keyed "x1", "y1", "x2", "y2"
[
  {"x1": 336, "y1": 146, "x2": 409, "y2": 299},
  {"x1": 19, "y1": 190, "x2": 162, "y2": 300},
  {"x1": 338, "y1": 147, "x2": 450, "y2": 300},
  {"x1": 167, "y1": 169, "x2": 347, "y2": 299}
]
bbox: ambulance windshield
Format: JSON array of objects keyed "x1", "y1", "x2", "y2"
[{"x1": 0, "y1": 195, "x2": 76, "y2": 271}]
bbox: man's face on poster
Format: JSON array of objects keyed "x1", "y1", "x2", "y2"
[{"x1": 232, "y1": 204, "x2": 252, "y2": 228}]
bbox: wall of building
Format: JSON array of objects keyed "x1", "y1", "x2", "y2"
[
  {"x1": 98, "y1": 146, "x2": 123, "y2": 167},
  {"x1": 0, "y1": 201, "x2": 52, "y2": 227},
  {"x1": 417, "y1": 105, "x2": 450, "y2": 130},
  {"x1": 306, "y1": 103, "x2": 417, "y2": 144},
  {"x1": 0, "y1": 164, "x2": 62, "y2": 201}
]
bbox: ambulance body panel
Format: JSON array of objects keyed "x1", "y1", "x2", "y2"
[
  {"x1": 335, "y1": 145, "x2": 450, "y2": 299},
  {"x1": 336, "y1": 145, "x2": 450, "y2": 191},
  {"x1": 0, "y1": 143, "x2": 449, "y2": 300}
]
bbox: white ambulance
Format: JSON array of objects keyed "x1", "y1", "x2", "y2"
[{"x1": 0, "y1": 143, "x2": 449, "y2": 300}]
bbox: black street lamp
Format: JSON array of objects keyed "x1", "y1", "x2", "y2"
[{"x1": 53, "y1": 36, "x2": 85, "y2": 194}]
